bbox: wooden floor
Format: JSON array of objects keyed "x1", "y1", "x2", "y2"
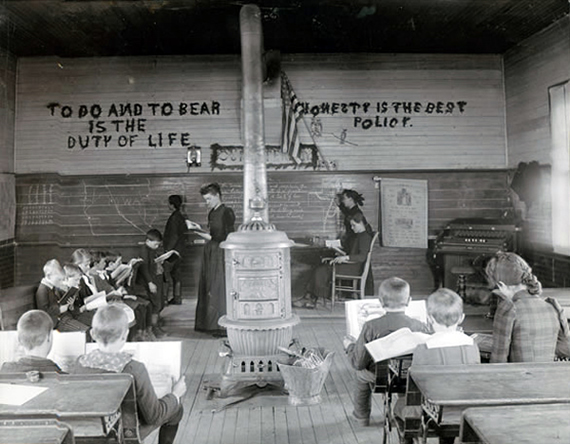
[{"x1": 151, "y1": 297, "x2": 490, "y2": 444}]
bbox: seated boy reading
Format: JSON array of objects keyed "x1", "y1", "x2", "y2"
[
  {"x1": 396, "y1": 289, "x2": 480, "y2": 444},
  {"x1": 344, "y1": 277, "x2": 429, "y2": 426},
  {"x1": 1, "y1": 310, "x2": 63, "y2": 373},
  {"x1": 73, "y1": 305, "x2": 186, "y2": 444},
  {"x1": 412, "y1": 288, "x2": 480, "y2": 365}
]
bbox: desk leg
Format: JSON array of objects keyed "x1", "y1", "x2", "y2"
[
  {"x1": 459, "y1": 417, "x2": 481, "y2": 444},
  {"x1": 121, "y1": 383, "x2": 140, "y2": 444}
]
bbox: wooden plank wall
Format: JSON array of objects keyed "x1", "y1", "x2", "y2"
[
  {"x1": 15, "y1": 53, "x2": 507, "y2": 175},
  {"x1": 503, "y1": 17, "x2": 570, "y2": 251},
  {"x1": 15, "y1": 170, "x2": 510, "y2": 295}
]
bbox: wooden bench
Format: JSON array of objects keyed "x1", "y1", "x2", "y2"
[{"x1": 0, "y1": 285, "x2": 37, "y2": 330}]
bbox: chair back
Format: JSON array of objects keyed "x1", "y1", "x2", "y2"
[{"x1": 360, "y1": 231, "x2": 379, "y2": 281}]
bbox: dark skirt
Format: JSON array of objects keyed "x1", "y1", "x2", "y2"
[{"x1": 195, "y1": 241, "x2": 227, "y2": 332}]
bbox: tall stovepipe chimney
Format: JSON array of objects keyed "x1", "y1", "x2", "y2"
[
  {"x1": 218, "y1": 4, "x2": 299, "y2": 395},
  {"x1": 240, "y1": 3, "x2": 269, "y2": 225}
]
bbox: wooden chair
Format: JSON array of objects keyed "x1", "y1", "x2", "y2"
[{"x1": 330, "y1": 231, "x2": 379, "y2": 309}]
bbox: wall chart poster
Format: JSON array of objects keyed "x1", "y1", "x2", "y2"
[
  {"x1": 0, "y1": 174, "x2": 15, "y2": 241},
  {"x1": 380, "y1": 178, "x2": 428, "y2": 248}
]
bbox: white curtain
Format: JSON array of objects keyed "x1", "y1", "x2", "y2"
[{"x1": 549, "y1": 82, "x2": 570, "y2": 255}]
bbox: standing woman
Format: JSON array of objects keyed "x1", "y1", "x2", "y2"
[
  {"x1": 163, "y1": 195, "x2": 187, "y2": 305},
  {"x1": 192, "y1": 183, "x2": 236, "y2": 334},
  {"x1": 337, "y1": 189, "x2": 369, "y2": 253}
]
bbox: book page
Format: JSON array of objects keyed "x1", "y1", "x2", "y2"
[
  {"x1": 365, "y1": 328, "x2": 431, "y2": 363},
  {"x1": 345, "y1": 299, "x2": 385, "y2": 340},
  {"x1": 405, "y1": 300, "x2": 428, "y2": 324},
  {"x1": 48, "y1": 331, "x2": 86, "y2": 372},
  {"x1": 154, "y1": 250, "x2": 181, "y2": 264},
  {"x1": 86, "y1": 341, "x2": 182, "y2": 398},
  {"x1": 0, "y1": 331, "x2": 86, "y2": 373},
  {"x1": 0, "y1": 330, "x2": 21, "y2": 367},
  {"x1": 84, "y1": 291, "x2": 108, "y2": 311}
]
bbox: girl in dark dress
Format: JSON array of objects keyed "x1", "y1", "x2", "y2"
[
  {"x1": 337, "y1": 189, "x2": 370, "y2": 253},
  {"x1": 192, "y1": 183, "x2": 236, "y2": 334},
  {"x1": 296, "y1": 212, "x2": 374, "y2": 308}
]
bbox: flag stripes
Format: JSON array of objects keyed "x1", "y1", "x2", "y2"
[{"x1": 281, "y1": 73, "x2": 303, "y2": 164}]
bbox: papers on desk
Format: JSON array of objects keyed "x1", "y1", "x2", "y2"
[
  {"x1": 365, "y1": 328, "x2": 431, "y2": 363},
  {"x1": 0, "y1": 383, "x2": 48, "y2": 406},
  {"x1": 86, "y1": 341, "x2": 182, "y2": 398},
  {"x1": 154, "y1": 250, "x2": 181, "y2": 264},
  {"x1": 345, "y1": 298, "x2": 428, "y2": 341}
]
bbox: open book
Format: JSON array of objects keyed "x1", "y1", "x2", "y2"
[
  {"x1": 86, "y1": 341, "x2": 182, "y2": 398},
  {"x1": 111, "y1": 258, "x2": 143, "y2": 286},
  {"x1": 84, "y1": 291, "x2": 108, "y2": 311},
  {"x1": 365, "y1": 328, "x2": 431, "y2": 363},
  {"x1": 0, "y1": 330, "x2": 86, "y2": 373},
  {"x1": 345, "y1": 298, "x2": 428, "y2": 341},
  {"x1": 325, "y1": 239, "x2": 346, "y2": 255},
  {"x1": 154, "y1": 250, "x2": 181, "y2": 264}
]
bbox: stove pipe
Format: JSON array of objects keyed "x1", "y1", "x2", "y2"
[
  {"x1": 240, "y1": 3, "x2": 269, "y2": 224},
  {"x1": 217, "y1": 4, "x2": 299, "y2": 392}
]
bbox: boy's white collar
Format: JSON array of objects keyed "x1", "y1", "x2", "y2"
[{"x1": 425, "y1": 330, "x2": 474, "y2": 349}]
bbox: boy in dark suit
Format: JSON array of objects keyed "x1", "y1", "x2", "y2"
[
  {"x1": 345, "y1": 277, "x2": 429, "y2": 426},
  {"x1": 1, "y1": 310, "x2": 63, "y2": 373}
]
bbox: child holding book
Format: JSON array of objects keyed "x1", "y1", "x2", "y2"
[
  {"x1": 73, "y1": 305, "x2": 186, "y2": 444},
  {"x1": 35, "y1": 259, "x2": 90, "y2": 333},
  {"x1": 135, "y1": 228, "x2": 167, "y2": 337},
  {"x1": 1, "y1": 310, "x2": 63, "y2": 373},
  {"x1": 344, "y1": 277, "x2": 429, "y2": 426}
]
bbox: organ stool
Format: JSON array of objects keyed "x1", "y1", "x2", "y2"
[{"x1": 450, "y1": 266, "x2": 476, "y2": 299}]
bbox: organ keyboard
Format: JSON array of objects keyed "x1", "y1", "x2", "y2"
[{"x1": 429, "y1": 218, "x2": 521, "y2": 290}]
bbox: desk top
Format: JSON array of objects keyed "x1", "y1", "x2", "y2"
[
  {"x1": 409, "y1": 362, "x2": 570, "y2": 406},
  {"x1": 0, "y1": 419, "x2": 74, "y2": 444},
  {"x1": 461, "y1": 404, "x2": 570, "y2": 444},
  {"x1": 0, "y1": 372, "x2": 132, "y2": 417}
]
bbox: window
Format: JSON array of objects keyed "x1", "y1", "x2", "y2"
[{"x1": 549, "y1": 81, "x2": 570, "y2": 255}]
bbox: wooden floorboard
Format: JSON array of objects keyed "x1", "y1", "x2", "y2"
[{"x1": 157, "y1": 296, "x2": 480, "y2": 444}]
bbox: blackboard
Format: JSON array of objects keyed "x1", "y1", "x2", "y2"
[
  {"x1": 15, "y1": 172, "x2": 380, "y2": 247},
  {"x1": 16, "y1": 170, "x2": 510, "y2": 248},
  {"x1": 15, "y1": 170, "x2": 511, "y2": 293}
]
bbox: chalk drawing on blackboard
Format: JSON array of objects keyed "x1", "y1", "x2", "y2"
[{"x1": 81, "y1": 179, "x2": 159, "y2": 236}]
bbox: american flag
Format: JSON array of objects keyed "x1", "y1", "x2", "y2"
[{"x1": 281, "y1": 73, "x2": 303, "y2": 164}]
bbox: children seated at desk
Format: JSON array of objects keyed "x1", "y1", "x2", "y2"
[
  {"x1": 396, "y1": 289, "x2": 480, "y2": 444},
  {"x1": 73, "y1": 305, "x2": 186, "y2": 444},
  {"x1": 485, "y1": 252, "x2": 570, "y2": 363},
  {"x1": 344, "y1": 277, "x2": 430, "y2": 426},
  {"x1": 35, "y1": 259, "x2": 91, "y2": 333},
  {"x1": 1, "y1": 310, "x2": 63, "y2": 373}
]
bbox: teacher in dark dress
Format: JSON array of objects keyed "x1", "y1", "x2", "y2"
[{"x1": 192, "y1": 183, "x2": 236, "y2": 334}]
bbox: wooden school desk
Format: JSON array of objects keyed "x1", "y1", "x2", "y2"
[
  {"x1": 407, "y1": 362, "x2": 570, "y2": 441},
  {"x1": 0, "y1": 372, "x2": 138, "y2": 444},
  {"x1": 459, "y1": 404, "x2": 570, "y2": 444},
  {"x1": 0, "y1": 418, "x2": 75, "y2": 444}
]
